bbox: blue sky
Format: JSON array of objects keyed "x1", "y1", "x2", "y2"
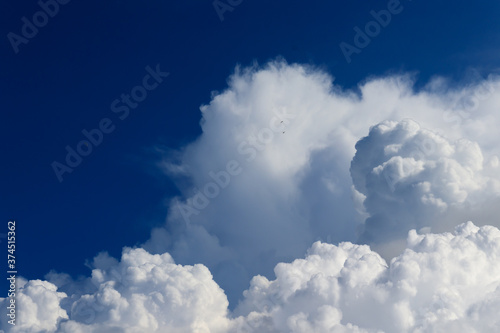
[{"x1": 2, "y1": 1, "x2": 500, "y2": 330}]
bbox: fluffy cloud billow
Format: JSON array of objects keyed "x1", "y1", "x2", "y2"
[
  {"x1": 1, "y1": 248, "x2": 231, "y2": 333},
  {"x1": 350, "y1": 119, "x2": 500, "y2": 257},
  {"x1": 231, "y1": 222, "x2": 500, "y2": 333},
  {"x1": 3, "y1": 222, "x2": 500, "y2": 332},
  {"x1": 3, "y1": 61, "x2": 500, "y2": 332}
]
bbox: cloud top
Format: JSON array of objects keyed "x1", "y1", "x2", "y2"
[{"x1": 350, "y1": 119, "x2": 500, "y2": 256}]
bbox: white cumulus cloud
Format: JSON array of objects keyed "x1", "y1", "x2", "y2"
[
  {"x1": 350, "y1": 118, "x2": 500, "y2": 257},
  {"x1": 144, "y1": 61, "x2": 500, "y2": 302},
  {"x1": 3, "y1": 222, "x2": 500, "y2": 332},
  {"x1": 3, "y1": 61, "x2": 500, "y2": 332},
  {"x1": 232, "y1": 222, "x2": 500, "y2": 333},
  {"x1": 1, "y1": 248, "x2": 230, "y2": 333}
]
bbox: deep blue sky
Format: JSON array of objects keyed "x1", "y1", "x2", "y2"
[{"x1": 2, "y1": 0, "x2": 500, "y2": 295}]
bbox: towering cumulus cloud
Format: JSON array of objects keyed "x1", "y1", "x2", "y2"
[
  {"x1": 145, "y1": 61, "x2": 500, "y2": 301},
  {"x1": 2, "y1": 61, "x2": 500, "y2": 332}
]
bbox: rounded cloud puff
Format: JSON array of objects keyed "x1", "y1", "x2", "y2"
[
  {"x1": 64, "y1": 248, "x2": 230, "y2": 333},
  {"x1": 350, "y1": 119, "x2": 500, "y2": 257},
  {"x1": 233, "y1": 222, "x2": 500, "y2": 333},
  {"x1": 0, "y1": 279, "x2": 68, "y2": 332}
]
